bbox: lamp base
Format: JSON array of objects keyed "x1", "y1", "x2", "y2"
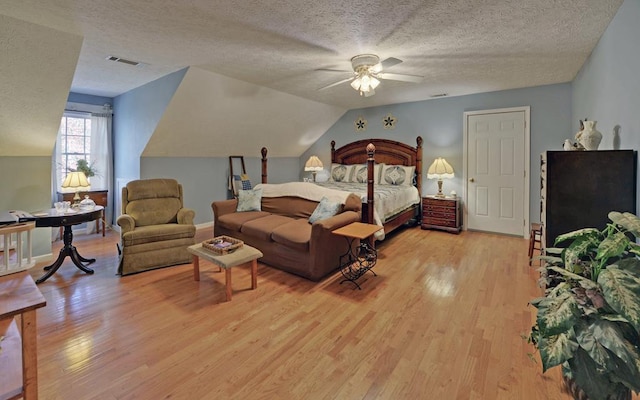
[
  {"x1": 434, "y1": 179, "x2": 445, "y2": 198},
  {"x1": 73, "y1": 191, "x2": 81, "y2": 205},
  {"x1": 312, "y1": 171, "x2": 317, "y2": 183}
]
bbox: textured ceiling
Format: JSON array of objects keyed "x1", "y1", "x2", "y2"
[{"x1": 0, "y1": 0, "x2": 623, "y2": 109}]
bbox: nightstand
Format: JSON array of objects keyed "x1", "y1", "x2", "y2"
[{"x1": 421, "y1": 196, "x2": 461, "y2": 233}]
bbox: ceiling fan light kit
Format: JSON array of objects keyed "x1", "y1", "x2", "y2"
[{"x1": 318, "y1": 54, "x2": 423, "y2": 97}]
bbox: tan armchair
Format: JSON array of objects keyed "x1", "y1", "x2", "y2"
[{"x1": 117, "y1": 178, "x2": 196, "y2": 275}]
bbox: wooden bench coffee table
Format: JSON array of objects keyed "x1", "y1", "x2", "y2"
[{"x1": 188, "y1": 242, "x2": 263, "y2": 301}]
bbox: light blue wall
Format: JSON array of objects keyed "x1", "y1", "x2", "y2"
[
  {"x1": 572, "y1": 0, "x2": 640, "y2": 157},
  {"x1": 140, "y1": 155, "x2": 299, "y2": 225},
  {"x1": 304, "y1": 83, "x2": 572, "y2": 224},
  {"x1": 112, "y1": 68, "x2": 188, "y2": 181}
]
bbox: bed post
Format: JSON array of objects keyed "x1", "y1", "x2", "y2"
[
  {"x1": 366, "y1": 143, "x2": 375, "y2": 225},
  {"x1": 330, "y1": 140, "x2": 336, "y2": 164},
  {"x1": 416, "y1": 136, "x2": 423, "y2": 195},
  {"x1": 261, "y1": 147, "x2": 268, "y2": 184}
]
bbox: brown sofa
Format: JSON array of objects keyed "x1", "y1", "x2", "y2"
[{"x1": 211, "y1": 194, "x2": 361, "y2": 281}]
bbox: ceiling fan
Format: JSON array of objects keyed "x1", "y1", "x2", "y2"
[{"x1": 317, "y1": 54, "x2": 423, "y2": 97}]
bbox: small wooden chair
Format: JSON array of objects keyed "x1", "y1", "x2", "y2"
[{"x1": 528, "y1": 223, "x2": 543, "y2": 266}]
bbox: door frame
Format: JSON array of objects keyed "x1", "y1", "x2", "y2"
[{"x1": 462, "y1": 106, "x2": 531, "y2": 238}]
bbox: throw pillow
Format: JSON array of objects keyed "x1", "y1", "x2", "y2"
[
  {"x1": 353, "y1": 163, "x2": 384, "y2": 184},
  {"x1": 381, "y1": 165, "x2": 416, "y2": 186},
  {"x1": 308, "y1": 197, "x2": 342, "y2": 224},
  {"x1": 236, "y1": 188, "x2": 262, "y2": 212},
  {"x1": 329, "y1": 164, "x2": 355, "y2": 182}
]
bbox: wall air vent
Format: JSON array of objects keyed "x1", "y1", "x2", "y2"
[{"x1": 105, "y1": 55, "x2": 147, "y2": 67}]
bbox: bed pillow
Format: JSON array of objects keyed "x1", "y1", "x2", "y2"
[
  {"x1": 381, "y1": 165, "x2": 416, "y2": 186},
  {"x1": 329, "y1": 163, "x2": 356, "y2": 182},
  {"x1": 236, "y1": 188, "x2": 262, "y2": 212},
  {"x1": 353, "y1": 163, "x2": 384, "y2": 184},
  {"x1": 308, "y1": 197, "x2": 342, "y2": 224}
]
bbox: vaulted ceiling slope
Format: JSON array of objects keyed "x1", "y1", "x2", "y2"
[
  {"x1": 0, "y1": 1, "x2": 623, "y2": 110},
  {"x1": 144, "y1": 67, "x2": 345, "y2": 157},
  {"x1": 0, "y1": 15, "x2": 82, "y2": 156}
]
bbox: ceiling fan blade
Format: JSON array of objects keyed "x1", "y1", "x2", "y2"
[
  {"x1": 318, "y1": 77, "x2": 354, "y2": 91},
  {"x1": 377, "y1": 72, "x2": 423, "y2": 83},
  {"x1": 379, "y1": 57, "x2": 402, "y2": 70}
]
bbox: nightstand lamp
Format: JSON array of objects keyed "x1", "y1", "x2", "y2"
[
  {"x1": 61, "y1": 171, "x2": 90, "y2": 204},
  {"x1": 427, "y1": 157, "x2": 454, "y2": 198},
  {"x1": 304, "y1": 155, "x2": 323, "y2": 182}
]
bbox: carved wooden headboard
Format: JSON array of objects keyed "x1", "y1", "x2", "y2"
[{"x1": 330, "y1": 136, "x2": 423, "y2": 194}]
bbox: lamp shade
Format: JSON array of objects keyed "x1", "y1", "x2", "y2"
[
  {"x1": 427, "y1": 158, "x2": 454, "y2": 179},
  {"x1": 304, "y1": 156, "x2": 323, "y2": 172},
  {"x1": 61, "y1": 171, "x2": 90, "y2": 190}
]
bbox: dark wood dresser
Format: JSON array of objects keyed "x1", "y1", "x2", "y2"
[
  {"x1": 541, "y1": 150, "x2": 636, "y2": 248},
  {"x1": 421, "y1": 196, "x2": 461, "y2": 233},
  {"x1": 57, "y1": 190, "x2": 108, "y2": 236}
]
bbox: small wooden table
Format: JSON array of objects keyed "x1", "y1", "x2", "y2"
[
  {"x1": 0, "y1": 272, "x2": 47, "y2": 400},
  {"x1": 32, "y1": 207, "x2": 104, "y2": 284},
  {"x1": 332, "y1": 222, "x2": 383, "y2": 289},
  {"x1": 188, "y1": 242, "x2": 263, "y2": 301}
]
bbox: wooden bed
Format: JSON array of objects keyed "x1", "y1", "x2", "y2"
[{"x1": 260, "y1": 136, "x2": 423, "y2": 237}]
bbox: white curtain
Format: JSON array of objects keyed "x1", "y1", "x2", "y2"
[
  {"x1": 88, "y1": 107, "x2": 113, "y2": 233},
  {"x1": 52, "y1": 104, "x2": 113, "y2": 237}
]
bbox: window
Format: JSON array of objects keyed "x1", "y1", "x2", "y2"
[{"x1": 56, "y1": 113, "x2": 92, "y2": 185}]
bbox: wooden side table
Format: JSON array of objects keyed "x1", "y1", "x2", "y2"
[
  {"x1": 332, "y1": 222, "x2": 383, "y2": 289},
  {"x1": 421, "y1": 196, "x2": 462, "y2": 233},
  {"x1": 57, "y1": 190, "x2": 108, "y2": 236},
  {"x1": 188, "y1": 242, "x2": 263, "y2": 301},
  {"x1": 0, "y1": 272, "x2": 46, "y2": 400}
]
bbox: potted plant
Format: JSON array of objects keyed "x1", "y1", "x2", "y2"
[
  {"x1": 527, "y1": 211, "x2": 640, "y2": 400},
  {"x1": 71, "y1": 159, "x2": 97, "y2": 179}
]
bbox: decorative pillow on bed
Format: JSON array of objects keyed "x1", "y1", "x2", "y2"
[
  {"x1": 329, "y1": 164, "x2": 356, "y2": 182},
  {"x1": 308, "y1": 196, "x2": 342, "y2": 224},
  {"x1": 381, "y1": 165, "x2": 416, "y2": 186},
  {"x1": 353, "y1": 163, "x2": 384, "y2": 184},
  {"x1": 236, "y1": 188, "x2": 262, "y2": 212}
]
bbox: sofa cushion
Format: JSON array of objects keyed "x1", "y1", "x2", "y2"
[
  {"x1": 240, "y1": 214, "x2": 294, "y2": 242},
  {"x1": 261, "y1": 196, "x2": 319, "y2": 219},
  {"x1": 271, "y1": 219, "x2": 311, "y2": 252},
  {"x1": 121, "y1": 223, "x2": 196, "y2": 246},
  {"x1": 217, "y1": 211, "x2": 271, "y2": 232}
]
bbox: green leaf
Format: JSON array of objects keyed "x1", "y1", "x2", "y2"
[
  {"x1": 544, "y1": 247, "x2": 564, "y2": 255},
  {"x1": 563, "y1": 235, "x2": 599, "y2": 267},
  {"x1": 609, "y1": 211, "x2": 640, "y2": 237},
  {"x1": 584, "y1": 319, "x2": 640, "y2": 392},
  {"x1": 616, "y1": 258, "x2": 640, "y2": 275},
  {"x1": 538, "y1": 329, "x2": 578, "y2": 372},
  {"x1": 536, "y1": 291, "x2": 581, "y2": 336},
  {"x1": 547, "y1": 266, "x2": 597, "y2": 289},
  {"x1": 555, "y1": 228, "x2": 600, "y2": 246},
  {"x1": 568, "y1": 347, "x2": 628, "y2": 400},
  {"x1": 596, "y1": 232, "x2": 630, "y2": 262},
  {"x1": 599, "y1": 266, "x2": 640, "y2": 333}
]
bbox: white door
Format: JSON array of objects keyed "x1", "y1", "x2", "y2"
[{"x1": 465, "y1": 109, "x2": 528, "y2": 236}]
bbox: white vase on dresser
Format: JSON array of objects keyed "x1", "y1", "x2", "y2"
[{"x1": 578, "y1": 120, "x2": 603, "y2": 150}]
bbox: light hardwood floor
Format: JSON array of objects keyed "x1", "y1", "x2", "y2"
[{"x1": 23, "y1": 226, "x2": 600, "y2": 399}]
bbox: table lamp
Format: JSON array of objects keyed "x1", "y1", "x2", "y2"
[
  {"x1": 61, "y1": 171, "x2": 90, "y2": 204},
  {"x1": 304, "y1": 155, "x2": 323, "y2": 182},
  {"x1": 427, "y1": 157, "x2": 454, "y2": 198}
]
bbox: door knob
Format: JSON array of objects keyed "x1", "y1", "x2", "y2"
[{"x1": 469, "y1": 178, "x2": 475, "y2": 183}]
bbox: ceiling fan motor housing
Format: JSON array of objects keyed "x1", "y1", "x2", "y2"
[{"x1": 351, "y1": 54, "x2": 380, "y2": 74}]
